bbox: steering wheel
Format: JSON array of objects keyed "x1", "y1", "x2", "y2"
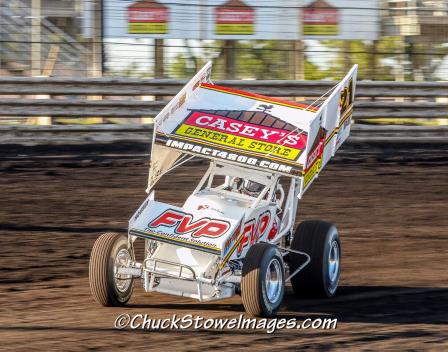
[{"x1": 226, "y1": 177, "x2": 243, "y2": 192}]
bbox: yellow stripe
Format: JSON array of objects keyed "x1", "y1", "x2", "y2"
[
  {"x1": 339, "y1": 108, "x2": 353, "y2": 127},
  {"x1": 218, "y1": 231, "x2": 246, "y2": 269},
  {"x1": 324, "y1": 129, "x2": 338, "y2": 146},
  {"x1": 202, "y1": 85, "x2": 315, "y2": 112},
  {"x1": 324, "y1": 108, "x2": 353, "y2": 147},
  {"x1": 303, "y1": 157, "x2": 322, "y2": 188},
  {"x1": 135, "y1": 229, "x2": 220, "y2": 252}
]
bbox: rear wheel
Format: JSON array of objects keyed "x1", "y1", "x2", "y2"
[
  {"x1": 241, "y1": 243, "x2": 285, "y2": 317},
  {"x1": 89, "y1": 233, "x2": 134, "y2": 306},
  {"x1": 289, "y1": 220, "x2": 341, "y2": 298}
]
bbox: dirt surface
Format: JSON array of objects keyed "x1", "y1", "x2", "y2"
[{"x1": 0, "y1": 141, "x2": 447, "y2": 351}]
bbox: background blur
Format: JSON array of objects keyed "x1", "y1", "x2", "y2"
[
  {"x1": 1, "y1": 0, "x2": 448, "y2": 80},
  {"x1": 1, "y1": 0, "x2": 448, "y2": 126}
]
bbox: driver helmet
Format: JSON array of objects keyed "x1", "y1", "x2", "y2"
[{"x1": 242, "y1": 179, "x2": 264, "y2": 197}]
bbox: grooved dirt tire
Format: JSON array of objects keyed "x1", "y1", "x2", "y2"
[
  {"x1": 241, "y1": 243, "x2": 285, "y2": 317},
  {"x1": 290, "y1": 221, "x2": 341, "y2": 298},
  {"x1": 89, "y1": 233, "x2": 134, "y2": 306}
]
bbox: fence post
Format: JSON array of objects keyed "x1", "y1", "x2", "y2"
[
  {"x1": 224, "y1": 40, "x2": 236, "y2": 79},
  {"x1": 87, "y1": 0, "x2": 105, "y2": 124}
]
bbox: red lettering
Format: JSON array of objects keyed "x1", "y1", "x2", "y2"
[
  {"x1": 237, "y1": 213, "x2": 272, "y2": 256},
  {"x1": 150, "y1": 210, "x2": 183, "y2": 228},
  {"x1": 237, "y1": 221, "x2": 254, "y2": 256},
  {"x1": 149, "y1": 209, "x2": 229, "y2": 238},
  {"x1": 177, "y1": 215, "x2": 208, "y2": 234},
  {"x1": 267, "y1": 219, "x2": 278, "y2": 241},
  {"x1": 255, "y1": 212, "x2": 270, "y2": 242},
  {"x1": 193, "y1": 222, "x2": 229, "y2": 238}
]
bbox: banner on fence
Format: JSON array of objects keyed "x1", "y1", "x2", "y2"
[{"x1": 103, "y1": 0, "x2": 379, "y2": 40}]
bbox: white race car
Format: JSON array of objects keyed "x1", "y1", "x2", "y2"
[{"x1": 89, "y1": 62, "x2": 358, "y2": 317}]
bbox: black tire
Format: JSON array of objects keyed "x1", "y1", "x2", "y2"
[
  {"x1": 89, "y1": 233, "x2": 134, "y2": 306},
  {"x1": 289, "y1": 221, "x2": 341, "y2": 298},
  {"x1": 241, "y1": 243, "x2": 285, "y2": 317}
]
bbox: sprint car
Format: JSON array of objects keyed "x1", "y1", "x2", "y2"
[{"x1": 89, "y1": 62, "x2": 358, "y2": 317}]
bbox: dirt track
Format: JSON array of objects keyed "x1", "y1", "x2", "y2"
[{"x1": 0, "y1": 141, "x2": 447, "y2": 351}]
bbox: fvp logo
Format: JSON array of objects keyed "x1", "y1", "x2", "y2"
[
  {"x1": 237, "y1": 211, "x2": 271, "y2": 256},
  {"x1": 149, "y1": 209, "x2": 230, "y2": 239}
]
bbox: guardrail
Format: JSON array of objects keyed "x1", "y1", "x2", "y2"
[
  {"x1": 2, "y1": 125, "x2": 447, "y2": 145},
  {"x1": 1, "y1": 77, "x2": 447, "y2": 121}
]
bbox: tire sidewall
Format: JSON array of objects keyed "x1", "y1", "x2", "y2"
[
  {"x1": 259, "y1": 247, "x2": 285, "y2": 317},
  {"x1": 107, "y1": 236, "x2": 134, "y2": 304},
  {"x1": 322, "y1": 227, "x2": 341, "y2": 297}
]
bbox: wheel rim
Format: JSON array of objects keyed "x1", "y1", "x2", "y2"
[
  {"x1": 328, "y1": 240, "x2": 340, "y2": 283},
  {"x1": 265, "y1": 258, "x2": 283, "y2": 304},
  {"x1": 114, "y1": 248, "x2": 132, "y2": 293}
]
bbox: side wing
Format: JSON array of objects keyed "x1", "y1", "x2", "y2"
[
  {"x1": 147, "y1": 62, "x2": 212, "y2": 191},
  {"x1": 301, "y1": 65, "x2": 358, "y2": 195}
]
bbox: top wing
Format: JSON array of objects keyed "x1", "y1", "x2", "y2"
[
  {"x1": 154, "y1": 71, "x2": 319, "y2": 177},
  {"x1": 149, "y1": 62, "x2": 358, "y2": 194}
]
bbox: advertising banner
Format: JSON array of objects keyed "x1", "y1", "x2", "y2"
[
  {"x1": 302, "y1": 0, "x2": 379, "y2": 40},
  {"x1": 215, "y1": 0, "x2": 255, "y2": 35},
  {"x1": 104, "y1": 0, "x2": 378, "y2": 40},
  {"x1": 127, "y1": 0, "x2": 169, "y2": 34},
  {"x1": 302, "y1": 0, "x2": 339, "y2": 36}
]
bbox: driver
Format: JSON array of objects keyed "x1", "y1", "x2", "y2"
[
  {"x1": 241, "y1": 179, "x2": 264, "y2": 197},
  {"x1": 224, "y1": 177, "x2": 265, "y2": 198}
]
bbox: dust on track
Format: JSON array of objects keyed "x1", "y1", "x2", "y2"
[{"x1": 0, "y1": 142, "x2": 447, "y2": 351}]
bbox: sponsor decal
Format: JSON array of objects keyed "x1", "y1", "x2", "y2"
[
  {"x1": 131, "y1": 228, "x2": 220, "y2": 254},
  {"x1": 131, "y1": 197, "x2": 150, "y2": 224},
  {"x1": 303, "y1": 128, "x2": 326, "y2": 188},
  {"x1": 192, "y1": 78, "x2": 201, "y2": 91},
  {"x1": 219, "y1": 211, "x2": 272, "y2": 268},
  {"x1": 156, "y1": 112, "x2": 170, "y2": 126},
  {"x1": 334, "y1": 79, "x2": 354, "y2": 149},
  {"x1": 237, "y1": 211, "x2": 271, "y2": 257},
  {"x1": 339, "y1": 78, "x2": 354, "y2": 117},
  {"x1": 162, "y1": 137, "x2": 299, "y2": 175},
  {"x1": 182, "y1": 111, "x2": 306, "y2": 150},
  {"x1": 175, "y1": 124, "x2": 301, "y2": 161},
  {"x1": 157, "y1": 109, "x2": 307, "y2": 175},
  {"x1": 149, "y1": 209, "x2": 230, "y2": 239},
  {"x1": 323, "y1": 81, "x2": 353, "y2": 148},
  {"x1": 303, "y1": 156, "x2": 321, "y2": 188},
  {"x1": 307, "y1": 127, "x2": 326, "y2": 165},
  {"x1": 178, "y1": 93, "x2": 186, "y2": 108},
  {"x1": 197, "y1": 204, "x2": 225, "y2": 215},
  {"x1": 257, "y1": 104, "x2": 273, "y2": 113},
  {"x1": 128, "y1": 1, "x2": 169, "y2": 34},
  {"x1": 155, "y1": 91, "x2": 314, "y2": 175}
]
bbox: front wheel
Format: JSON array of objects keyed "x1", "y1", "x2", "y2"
[
  {"x1": 89, "y1": 233, "x2": 134, "y2": 306},
  {"x1": 241, "y1": 243, "x2": 285, "y2": 317},
  {"x1": 289, "y1": 220, "x2": 341, "y2": 298}
]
